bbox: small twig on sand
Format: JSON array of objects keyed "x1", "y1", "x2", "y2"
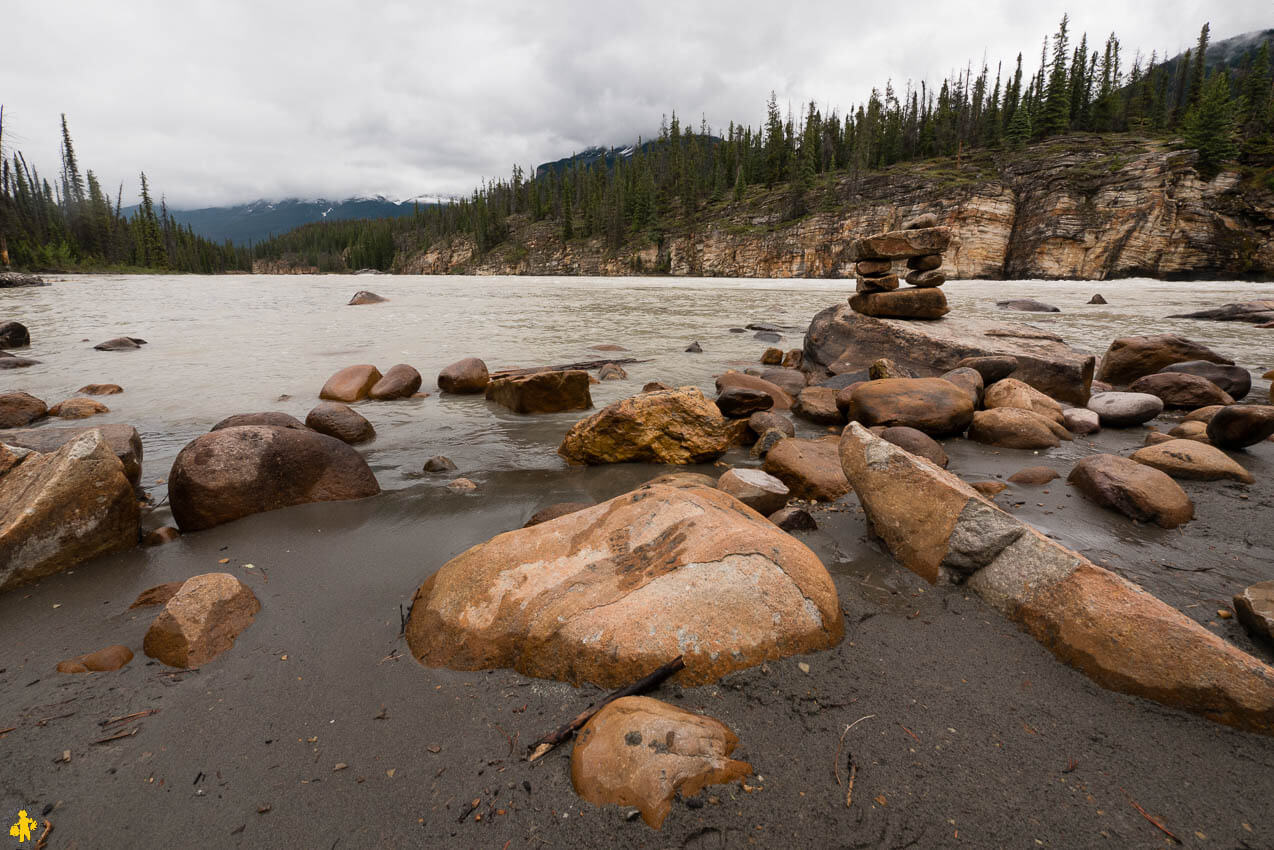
[
  {"x1": 0, "y1": 726, "x2": 16, "y2": 736},
  {"x1": 35, "y1": 819, "x2": 51, "y2": 850},
  {"x1": 845, "y1": 762, "x2": 858, "y2": 808},
  {"x1": 527, "y1": 656, "x2": 685, "y2": 762},
  {"x1": 899, "y1": 724, "x2": 920, "y2": 743},
  {"x1": 100, "y1": 709, "x2": 158, "y2": 728},
  {"x1": 1121, "y1": 788, "x2": 1181, "y2": 844},
  {"x1": 834, "y1": 715, "x2": 875, "y2": 786},
  {"x1": 92, "y1": 726, "x2": 139, "y2": 745},
  {"x1": 490, "y1": 723, "x2": 517, "y2": 758}
]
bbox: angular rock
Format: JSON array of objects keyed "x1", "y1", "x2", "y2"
[
  {"x1": 770, "y1": 506, "x2": 817, "y2": 531},
  {"x1": 855, "y1": 272, "x2": 900, "y2": 292},
  {"x1": 1206, "y1": 405, "x2": 1274, "y2": 449},
  {"x1": 968, "y1": 408, "x2": 1065, "y2": 449},
  {"x1": 907, "y1": 253, "x2": 943, "y2": 271},
  {"x1": 1158, "y1": 361, "x2": 1251, "y2": 400},
  {"x1": 0, "y1": 321, "x2": 30, "y2": 348},
  {"x1": 1067, "y1": 454, "x2": 1193, "y2": 528},
  {"x1": 782, "y1": 349, "x2": 803, "y2": 368},
  {"x1": 716, "y1": 387, "x2": 773, "y2": 418},
  {"x1": 486, "y1": 370, "x2": 592, "y2": 414},
  {"x1": 1130, "y1": 440, "x2": 1253, "y2": 484},
  {"x1": 848, "y1": 378, "x2": 974, "y2": 437},
  {"x1": 48, "y1": 398, "x2": 109, "y2": 419},
  {"x1": 868, "y1": 358, "x2": 916, "y2": 380},
  {"x1": 1097, "y1": 334, "x2": 1233, "y2": 385},
  {"x1": 305, "y1": 402, "x2": 375, "y2": 444},
  {"x1": 753, "y1": 330, "x2": 781, "y2": 342},
  {"x1": 971, "y1": 480, "x2": 1007, "y2": 497},
  {"x1": 559, "y1": 388, "x2": 743, "y2": 465},
  {"x1": 902, "y1": 213, "x2": 939, "y2": 230},
  {"x1": 0, "y1": 430, "x2": 139, "y2": 592},
  {"x1": 319, "y1": 364, "x2": 383, "y2": 402},
  {"x1": 750, "y1": 429, "x2": 786, "y2": 458},
  {"x1": 598, "y1": 363, "x2": 627, "y2": 381},
  {"x1": 984, "y1": 378, "x2": 1064, "y2": 424},
  {"x1": 1128, "y1": 372, "x2": 1234, "y2": 409},
  {"x1": 422, "y1": 455, "x2": 458, "y2": 473},
  {"x1": 168, "y1": 426, "x2": 380, "y2": 532},
  {"x1": 77, "y1": 383, "x2": 123, "y2": 395},
  {"x1": 437, "y1": 357, "x2": 490, "y2": 393},
  {"x1": 874, "y1": 425, "x2": 948, "y2": 468},
  {"x1": 143, "y1": 573, "x2": 260, "y2": 668},
  {"x1": 94, "y1": 336, "x2": 145, "y2": 351},
  {"x1": 1234, "y1": 582, "x2": 1274, "y2": 643},
  {"x1": 405, "y1": 483, "x2": 843, "y2": 687},
  {"x1": 1008, "y1": 466, "x2": 1059, "y2": 485},
  {"x1": 347, "y1": 290, "x2": 387, "y2": 305},
  {"x1": 856, "y1": 259, "x2": 892, "y2": 275},
  {"x1": 368, "y1": 364, "x2": 423, "y2": 400},
  {"x1": 955, "y1": 355, "x2": 1019, "y2": 385},
  {"x1": 905, "y1": 269, "x2": 946, "y2": 287},
  {"x1": 715, "y1": 371, "x2": 793, "y2": 410},
  {"x1": 57, "y1": 645, "x2": 133, "y2": 674},
  {"x1": 853, "y1": 226, "x2": 951, "y2": 260},
  {"x1": 524, "y1": 501, "x2": 593, "y2": 527},
  {"x1": 1086, "y1": 392, "x2": 1164, "y2": 427},
  {"x1": 0, "y1": 391, "x2": 47, "y2": 428},
  {"x1": 717, "y1": 467, "x2": 790, "y2": 515},
  {"x1": 997, "y1": 299, "x2": 1060, "y2": 312},
  {"x1": 211, "y1": 411, "x2": 308, "y2": 432},
  {"x1": 762, "y1": 436, "x2": 849, "y2": 501},
  {"x1": 748, "y1": 410, "x2": 794, "y2": 439},
  {"x1": 1088, "y1": 294, "x2": 1108, "y2": 304},
  {"x1": 685, "y1": 341, "x2": 703, "y2": 353},
  {"x1": 571, "y1": 696, "x2": 752, "y2": 829},
  {"x1": 849, "y1": 287, "x2": 949, "y2": 319},
  {"x1": 1, "y1": 424, "x2": 143, "y2": 489},
  {"x1": 793, "y1": 386, "x2": 844, "y2": 425},
  {"x1": 760, "y1": 347, "x2": 783, "y2": 365}
]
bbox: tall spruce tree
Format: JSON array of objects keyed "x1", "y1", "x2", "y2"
[{"x1": 1183, "y1": 70, "x2": 1239, "y2": 173}]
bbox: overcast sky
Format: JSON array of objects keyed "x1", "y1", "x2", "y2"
[{"x1": 2, "y1": 1, "x2": 1268, "y2": 208}]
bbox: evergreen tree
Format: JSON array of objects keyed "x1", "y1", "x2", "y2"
[
  {"x1": 1005, "y1": 104, "x2": 1032, "y2": 149},
  {"x1": 1038, "y1": 15, "x2": 1073, "y2": 136},
  {"x1": 1183, "y1": 70, "x2": 1239, "y2": 173}
]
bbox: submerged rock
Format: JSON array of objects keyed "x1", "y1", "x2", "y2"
[
  {"x1": 1067, "y1": 454, "x2": 1193, "y2": 528},
  {"x1": 0, "y1": 271, "x2": 47, "y2": 287},
  {"x1": 143, "y1": 572, "x2": 260, "y2": 668},
  {"x1": 0, "y1": 321, "x2": 30, "y2": 348},
  {"x1": 571, "y1": 696, "x2": 752, "y2": 829},
  {"x1": 762, "y1": 436, "x2": 849, "y2": 501},
  {"x1": 598, "y1": 363, "x2": 627, "y2": 381},
  {"x1": 1097, "y1": 334, "x2": 1232, "y2": 385},
  {"x1": 1167, "y1": 300, "x2": 1274, "y2": 323},
  {"x1": 1088, "y1": 294, "x2": 1108, "y2": 305},
  {"x1": 997, "y1": 299, "x2": 1060, "y2": 313},
  {"x1": 485, "y1": 370, "x2": 592, "y2": 414},
  {"x1": 305, "y1": 402, "x2": 375, "y2": 444},
  {"x1": 422, "y1": 455, "x2": 458, "y2": 473},
  {"x1": 559, "y1": 388, "x2": 743, "y2": 465},
  {"x1": 211, "y1": 411, "x2": 307, "y2": 431},
  {"x1": 319, "y1": 364, "x2": 383, "y2": 402},
  {"x1": 94, "y1": 336, "x2": 146, "y2": 351},
  {"x1": 142, "y1": 526, "x2": 181, "y2": 547},
  {"x1": 77, "y1": 383, "x2": 123, "y2": 395},
  {"x1": 369, "y1": 364, "x2": 423, "y2": 400},
  {"x1": 405, "y1": 483, "x2": 843, "y2": 687},
  {"x1": 347, "y1": 290, "x2": 387, "y2": 305},
  {"x1": 0, "y1": 352, "x2": 40, "y2": 369}
]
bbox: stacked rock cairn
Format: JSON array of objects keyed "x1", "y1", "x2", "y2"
[{"x1": 849, "y1": 213, "x2": 953, "y2": 320}]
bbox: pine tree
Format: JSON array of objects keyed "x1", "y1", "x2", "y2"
[
  {"x1": 1005, "y1": 104, "x2": 1032, "y2": 149},
  {"x1": 1183, "y1": 70, "x2": 1239, "y2": 174},
  {"x1": 1038, "y1": 15, "x2": 1072, "y2": 136},
  {"x1": 1186, "y1": 24, "x2": 1211, "y2": 109}
]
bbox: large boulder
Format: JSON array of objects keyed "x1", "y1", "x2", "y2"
[
  {"x1": 847, "y1": 378, "x2": 974, "y2": 437},
  {"x1": 838, "y1": 422, "x2": 1274, "y2": 734},
  {"x1": 849, "y1": 288, "x2": 949, "y2": 319},
  {"x1": 1086, "y1": 392, "x2": 1164, "y2": 427},
  {"x1": 143, "y1": 573, "x2": 260, "y2": 668},
  {"x1": 168, "y1": 426, "x2": 380, "y2": 532},
  {"x1": 1206, "y1": 405, "x2": 1274, "y2": 449},
  {"x1": 967, "y1": 408, "x2": 1066, "y2": 449},
  {"x1": 2, "y1": 424, "x2": 144, "y2": 490},
  {"x1": 1127, "y1": 373, "x2": 1234, "y2": 409},
  {"x1": 405, "y1": 483, "x2": 843, "y2": 687},
  {"x1": 305, "y1": 402, "x2": 375, "y2": 444},
  {"x1": 0, "y1": 321, "x2": 29, "y2": 348},
  {"x1": 571, "y1": 696, "x2": 752, "y2": 829},
  {"x1": 1158, "y1": 361, "x2": 1252, "y2": 400},
  {"x1": 437, "y1": 357, "x2": 489, "y2": 393},
  {"x1": 983, "y1": 378, "x2": 1064, "y2": 424},
  {"x1": 1129, "y1": 440, "x2": 1253, "y2": 484},
  {"x1": 804, "y1": 304, "x2": 1094, "y2": 404},
  {"x1": 368, "y1": 364, "x2": 422, "y2": 400},
  {"x1": 715, "y1": 371, "x2": 793, "y2": 410},
  {"x1": 0, "y1": 392, "x2": 47, "y2": 428},
  {"x1": 1067, "y1": 454, "x2": 1194, "y2": 528},
  {"x1": 1097, "y1": 334, "x2": 1232, "y2": 385},
  {"x1": 761, "y1": 436, "x2": 849, "y2": 501},
  {"x1": 558, "y1": 388, "x2": 741, "y2": 465},
  {"x1": 0, "y1": 430, "x2": 139, "y2": 592},
  {"x1": 319, "y1": 364, "x2": 383, "y2": 402},
  {"x1": 485, "y1": 370, "x2": 592, "y2": 414}
]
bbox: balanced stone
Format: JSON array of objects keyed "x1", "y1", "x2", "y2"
[
  {"x1": 855, "y1": 273, "x2": 899, "y2": 292},
  {"x1": 856, "y1": 259, "x2": 891, "y2": 275},
  {"x1": 905, "y1": 269, "x2": 946, "y2": 287},
  {"x1": 853, "y1": 226, "x2": 951, "y2": 260},
  {"x1": 849, "y1": 288, "x2": 949, "y2": 320},
  {"x1": 907, "y1": 253, "x2": 943, "y2": 271}
]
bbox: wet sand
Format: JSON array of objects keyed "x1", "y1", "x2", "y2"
[{"x1": 3, "y1": 417, "x2": 1273, "y2": 848}]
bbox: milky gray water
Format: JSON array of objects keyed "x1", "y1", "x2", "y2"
[{"x1": 3, "y1": 274, "x2": 1272, "y2": 494}]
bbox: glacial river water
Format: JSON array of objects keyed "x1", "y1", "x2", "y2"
[{"x1": 3, "y1": 274, "x2": 1272, "y2": 495}]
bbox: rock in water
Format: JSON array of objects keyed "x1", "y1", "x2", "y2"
[
  {"x1": 0, "y1": 430, "x2": 139, "y2": 592},
  {"x1": 1067, "y1": 454, "x2": 1193, "y2": 528},
  {"x1": 48, "y1": 398, "x2": 109, "y2": 419},
  {"x1": 142, "y1": 526, "x2": 181, "y2": 547},
  {"x1": 77, "y1": 383, "x2": 123, "y2": 395},
  {"x1": 598, "y1": 363, "x2": 627, "y2": 381},
  {"x1": 1129, "y1": 440, "x2": 1253, "y2": 483},
  {"x1": 716, "y1": 467, "x2": 790, "y2": 515},
  {"x1": 1085, "y1": 391, "x2": 1164, "y2": 427},
  {"x1": 760, "y1": 347, "x2": 783, "y2": 365},
  {"x1": 1157, "y1": 360, "x2": 1251, "y2": 400},
  {"x1": 1088, "y1": 294, "x2": 1108, "y2": 305},
  {"x1": 1128, "y1": 372, "x2": 1234, "y2": 409},
  {"x1": 485, "y1": 370, "x2": 592, "y2": 414},
  {"x1": 0, "y1": 352, "x2": 40, "y2": 369},
  {"x1": 0, "y1": 321, "x2": 30, "y2": 348},
  {"x1": 997, "y1": 299, "x2": 1060, "y2": 313},
  {"x1": 1, "y1": 424, "x2": 144, "y2": 490},
  {"x1": 347, "y1": 290, "x2": 387, "y2": 305},
  {"x1": 685, "y1": 341, "x2": 703, "y2": 353},
  {"x1": 369, "y1": 364, "x2": 422, "y2": 400},
  {"x1": 404, "y1": 483, "x2": 842, "y2": 687},
  {"x1": 168, "y1": 425, "x2": 380, "y2": 532},
  {"x1": 437, "y1": 357, "x2": 490, "y2": 393},
  {"x1": 558, "y1": 388, "x2": 743, "y2": 465},
  {"x1": 838, "y1": 422, "x2": 1274, "y2": 734},
  {"x1": 1166, "y1": 300, "x2": 1274, "y2": 323},
  {"x1": 143, "y1": 573, "x2": 260, "y2": 668},
  {"x1": 1097, "y1": 334, "x2": 1233, "y2": 385},
  {"x1": 1206, "y1": 405, "x2": 1274, "y2": 448},
  {"x1": 848, "y1": 378, "x2": 974, "y2": 437},
  {"x1": 422, "y1": 455, "x2": 457, "y2": 473},
  {"x1": 0, "y1": 391, "x2": 47, "y2": 428},
  {"x1": 57, "y1": 644, "x2": 134, "y2": 673},
  {"x1": 716, "y1": 387, "x2": 773, "y2": 418},
  {"x1": 714, "y1": 371, "x2": 793, "y2": 410},
  {"x1": 849, "y1": 287, "x2": 949, "y2": 319},
  {"x1": 1234, "y1": 582, "x2": 1274, "y2": 643},
  {"x1": 305, "y1": 402, "x2": 375, "y2": 444},
  {"x1": 571, "y1": 696, "x2": 752, "y2": 828},
  {"x1": 319, "y1": 364, "x2": 383, "y2": 402},
  {"x1": 94, "y1": 336, "x2": 145, "y2": 351},
  {"x1": 804, "y1": 305, "x2": 1094, "y2": 404},
  {"x1": 0, "y1": 271, "x2": 47, "y2": 287},
  {"x1": 762, "y1": 436, "x2": 849, "y2": 501}
]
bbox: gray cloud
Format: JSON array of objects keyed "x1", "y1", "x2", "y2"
[{"x1": 1, "y1": 0, "x2": 1267, "y2": 207}]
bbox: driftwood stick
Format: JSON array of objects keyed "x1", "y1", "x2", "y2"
[
  {"x1": 526, "y1": 655, "x2": 685, "y2": 762},
  {"x1": 490, "y1": 358, "x2": 647, "y2": 380}
]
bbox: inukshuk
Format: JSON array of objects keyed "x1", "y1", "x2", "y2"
[{"x1": 849, "y1": 213, "x2": 952, "y2": 320}]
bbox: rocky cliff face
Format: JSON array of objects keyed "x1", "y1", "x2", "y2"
[{"x1": 319, "y1": 135, "x2": 1274, "y2": 280}]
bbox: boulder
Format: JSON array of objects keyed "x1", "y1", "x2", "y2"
[
  {"x1": 856, "y1": 259, "x2": 892, "y2": 275},
  {"x1": 770, "y1": 506, "x2": 817, "y2": 531},
  {"x1": 1062, "y1": 407, "x2": 1100, "y2": 435},
  {"x1": 305, "y1": 402, "x2": 375, "y2": 444},
  {"x1": 847, "y1": 378, "x2": 974, "y2": 437},
  {"x1": 347, "y1": 290, "x2": 387, "y2": 305},
  {"x1": 1128, "y1": 373, "x2": 1234, "y2": 409},
  {"x1": 1206, "y1": 405, "x2": 1274, "y2": 449},
  {"x1": 0, "y1": 392, "x2": 47, "y2": 428},
  {"x1": 143, "y1": 572, "x2": 260, "y2": 668},
  {"x1": 647, "y1": 472, "x2": 718, "y2": 489},
  {"x1": 793, "y1": 386, "x2": 844, "y2": 425},
  {"x1": 853, "y1": 226, "x2": 951, "y2": 259},
  {"x1": 211, "y1": 411, "x2": 308, "y2": 431},
  {"x1": 1158, "y1": 361, "x2": 1251, "y2": 400},
  {"x1": 1097, "y1": 334, "x2": 1232, "y2": 385},
  {"x1": 319, "y1": 364, "x2": 383, "y2": 402},
  {"x1": 1086, "y1": 392, "x2": 1164, "y2": 427},
  {"x1": 1088, "y1": 294, "x2": 1108, "y2": 305},
  {"x1": 1067, "y1": 454, "x2": 1193, "y2": 528},
  {"x1": 762, "y1": 436, "x2": 849, "y2": 501},
  {"x1": 94, "y1": 336, "x2": 145, "y2": 351},
  {"x1": 422, "y1": 455, "x2": 458, "y2": 473},
  {"x1": 1, "y1": 424, "x2": 144, "y2": 489},
  {"x1": 559, "y1": 388, "x2": 743, "y2": 465},
  {"x1": 0, "y1": 430, "x2": 139, "y2": 592},
  {"x1": 838, "y1": 422, "x2": 1274, "y2": 734},
  {"x1": 782, "y1": 349, "x2": 803, "y2": 368},
  {"x1": 716, "y1": 467, "x2": 790, "y2": 515},
  {"x1": 874, "y1": 425, "x2": 948, "y2": 468},
  {"x1": 849, "y1": 287, "x2": 949, "y2": 319},
  {"x1": 168, "y1": 425, "x2": 380, "y2": 532},
  {"x1": 752, "y1": 367, "x2": 807, "y2": 397},
  {"x1": 598, "y1": 363, "x2": 627, "y2": 381},
  {"x1": 437, "y1": 357, "x2": 489, "y2": 393},
  {"x1": 907, "y1": 253, "x2": 943, "y2": 271},
  {"x1": 967, "y1": 408, "x2": 1065, "y2": 450},
  {"x1": 997, "y1": 299, "x2": 1059, "y2": 313},
  {"x1": 715, "y1": 387, "x2": 773, "y2": 418},
  {"x1": 804, "y1": 305, "x2": 1093, "y2": 404},
  {"x1": 77, "y1": 383, "x2": 123, "y2": 395},
  {"x1": 48, "y1": 398, "x2": 109, "y2": 419},
  {"x1": 56, "y1": 644, "x2": 133, "y2": 674},
  {"x1": 1167, "y1": 300, "x2": 1274, "y2": 323},
  {"x1": 747, "y1": 410, "x2": 795, "y2": 439},
  {"x1": 855, "y1": 272, "x2": 900, "y2": 292},
  {"x1": 524, "y1": 502, "x2": 593, "y2": 527},
  {"x1": 1130, "y1": 440, "x2": 1253, "y2": 484},
  {"x1": 0, "y1": 321, "x2": 30, "y2": 348},
  {"x1": 955, "y1": 355, "x2": 1019, "y2": 385},
  {"x1": 760, "y1": 347, "x2": 783, "y2": 365},
  {"x1": 1008, "y1": 466, "x2": 1059, "y2": 485},
  {"x1": 938, "y1": 367, "x2": 984, "y2": 407},
  {"x1": 715, "y1": 371, "x2": 793, "y2": 410},
  {"x1": 685, "y1": 341, "x2": 703, "y2": 353},
  {"x1": 142, "y1": 526, "x2": 181, "y2": 547},
  {"x1": 984, "y1": 378, "x2": 1064, "y2": 424},
  {"x1": 368, "y1": 364, "x2": 423, "y2": 400},
  {"x1": 405, "y1": 483, "x2": 843, "y2": 687},
  {"x1": 571, "y1": 696, "x2": 752, "y2": 829},
  {"x1": 1234, "y1": 582, "x2": 1274, "y2": 643},
  {"x1": 486, "y1": 370, "x2": 592, "y2": 414}
]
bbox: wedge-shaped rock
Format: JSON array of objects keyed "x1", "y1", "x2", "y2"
[
  {"x1": 571, "y1": 696, "x2": 752, "y2": 828},
  {"x1": 1130, "y1": 440, "x2": 1253, "y2": 484},
  {"x1": 762, "y1": 436, "x2": 849, "y2": 501},
  {"x1": 0, "y1": 431, "x2": 139, "y2": 592},
  {"x1": 486, "y1": 370, "x2": 592, "y2": 413},
  {"x1": 143, "y1": 572, "x2": 260, "y2": 668},
  {"x1": 852, "y1": 226, "x2": 952, "y2": 260},
  {"x1": 558, "y1": 388, "x2": 742, "y2": 465},
  {"x1": 1, "y1": 424, "x2": 144, "y2": 490},
  {"x1": 838, "y1": 422, "x2": 1274, "y2": 734},
  {"x1": 405, "y1": 483, "x2": 843, "y2": 687}
]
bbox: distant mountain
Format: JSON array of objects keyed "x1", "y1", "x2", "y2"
[{"x1": 130, "y1": 196, "x2": 437, "y2": 245}]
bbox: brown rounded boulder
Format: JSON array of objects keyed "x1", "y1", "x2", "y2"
[
  {"x1": 1206, "y1": 405, "x2": 1274, "y2": 449},
  {"x1": 77, "y1": 383, "x2": 123, "y2": 395},
  {"x1": 1128, "y1": 372, "x2": 1234, "y2": 409},
  {"x1": 319, "y1": 364, "x2": 383, "y2": 402},
  {"x1": 762, "y1": 436, "x2": 850, "y2": 501},
  {"x1": 716, "y1": 467, "x2": 790, "y2": 515},
  {"x1": 437, "y1": 357, "x2": 489, "y2": 393},
  {"x1": 968, "y1": 408, "x2": 1067, "y2": 449},
  {"x1": 368, "y1": 364, "x2": 422, "y2": 400},
  {"x1": 1067, "y1": 454, "x2": 1194, "y2": 528},
  {"x1": 305, "y1": 402, "x2": 375, "y2": 444},
  {"x1": 211, "y1": 411, "x2": 308, "y2": 431},
  {"x1": 983, "y1": 378, "x2": 1064, "y2": 424},
  {"x1": 848, "y1": 378, "x2": 974, "y2": 437},
  {"x1": 168, "y1": 426, "x2": 380, "y2": 532},
  {"x1": 485, "y1": 370, "x2": 593, "y2": 413},
  {"x1": 873, "y1": 425, "x2": 948, "y2": 468},
  {"x1": 558, "y1": 388, "x2": 743, "y2": 465},
  {"x1": 793, "y1": 386, "x2": 845, "y2": 425},
  {"x1": 57, "y1": 644, "x2": 134, "y2": 674},
  {"x1": 1097, "y1": 334, "x2": 1233, "y2": 385},
  {"x1": 0, "y1": 391, "x2": 47, "y2": 428},
  {"x1": 49, "y1": 397, "x2": 110, "y2": 419},
  {"x1": 715, "y1": 371, "x2": 793, "y2": 410},
  {"x1": 143, "y1": 573, "x2": 260, "y2": 668},
  {"x1": 1130, "y1": 439, "x2": 1253, "y2": 484}
]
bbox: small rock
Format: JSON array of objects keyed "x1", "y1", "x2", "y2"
[
  {"x1": 685, "y1": 341, "x2": 703, "y2": 353},
  {"x1": 423, "y1": 455, "x2": 458, "y2": 473},
  {"x1": 437, "y1": 358, "x2": 489, "y2": 393},
  {"x1": 874, "y1": 425, "x2": 948, "y2": 468},
  {"x1": 642, "y1": 381, "x2": 673, "y2": 393},
  {"x1": 938, "y1": 367, "x2": 984, "y2": 407},
  {"x1": 1007, "y1": 466, "x2": 1059, "y2": 486},
  {"x1": 716, "y1": 467, "x2": 790, "y2": 515},
  {"x1": 1234, "y1": 582, "x2": 1274, "y2": 643},
  {"x1": 305, "y1": 402, "x2": 375, "y2": 445},
  {"x1": 1168, "y1": 420, "x2": 1212, "y2": 442},
  {"x1": 750, "y1": 429, "x2": 787, "y2": 458},
  {"x1": 762, "y1": 436, "x2": 849, "y2": 501},
  {"x1": 0, "y1": 321, "x2": 30, "y2": 347},
  {"x1": 769, "y1": 506, "x2": 817, "y2": 531},
  {"x1": 1067, "y1": 454, "x2": 1194, "y2": 528},
  {"x1": 955, "y1": 355, "x2": 1019, "y2": 385},
  {"x1": 524, "y1": 502, "x2": 593, "y2": 527},
  {"x1": 849, "y1": 378, "x2": 974, "y2": 437},
  {"x1": 984, "y1": 378, "x2": 1064, "y2": 424},
  {"x1": 49, "y1": 398, "x2": 109, "y2": 419},
  {"x1": 369, "y1": 364, "x2": 423, "y2": 400},
  {"x1": 793, "y1": 386, "x2": 844, "y2": 426},
  {"x1": 1157, "y1": 361, "x2": 1251, "y2": 400},
  {"x1": 57, "y1": 645, "x2": 133, "y2": 674},
  {"x1": 1128, "y1": 373, "x2": 1234, "y2": 409},
  {"x1": 143, "y1": 573, "x2": 260, "y2": 668},
  {"x1": 997, "y1": 299, "x2": 1060, "y2": 313},
  {"x1": 1097, "y1": 334, "x2": 1232, "y2": 385},
  {"x1": 760, "y1": 347, "x2": 783, "y2": 365},
  {"x1": 716, "y1": 371, "x2": 793, "y2": 410},
  {"x1": 1062, "y1": 407, "x2": 1101, "y2": 435},
  {"x1": 142, "y1": 526, "x2": 181, "y2": 547},
  {"x1": 486, "y1": 370, "x2": 593, "y2": 413},
  {"x1": 782, "y1": 349, "x2": 802, "y2": 368},
  {"x1": 716, "y1": 387, "x2": 774, "y2": 418},
  {"x1": 77, "y1": 383, "x2": 123, "y2": 395},
  {"x1": 971, "y1": 481, "x2": 1007, "y2": 497},
  {"x1": 1088, "y1": 294, "x2": 1107, "y2": 305},
  {"x1": 130, "y1": 581, "x2": 187, "y2": 609},
  {"x1": 747, "y1": 411, "x2": 795, "y2": 439},
  {"x1": 968, "y1": 408, "x2": 1065, "y2": 449},
  {"x1": 598, "y1": 363, "x2": 627, "y2": 381},
  {"x1": 347, "y1": 290, "x2": 387, "y2": 305},
  {"x1": 447, "y1": 477, "x2": 478, "y2": 493},
  {"x1": 869, "y1": 358, "x2": 916, "y2": 380},
  {"x1": 94, "y1": 336, "x2": 146, "y2": 351}
]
